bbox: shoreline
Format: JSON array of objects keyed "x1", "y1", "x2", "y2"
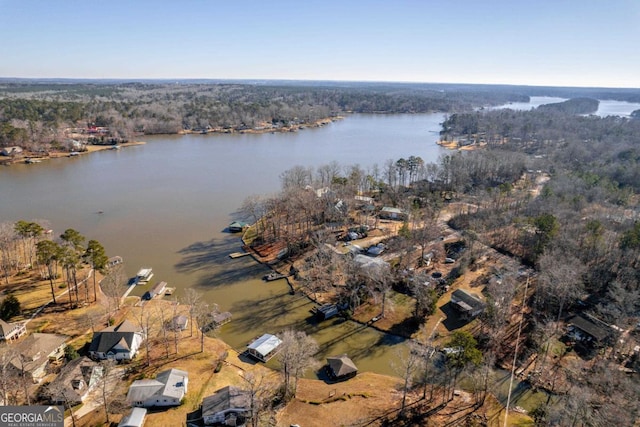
[
  {"x1": 178, "y1": 116, "x2": 343, "y2": 135},
  {"x1": 1, "y1": 141, "x2": 147, "y2": 166}
]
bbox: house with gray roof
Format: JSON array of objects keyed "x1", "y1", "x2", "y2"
[
  {"x1": 450, "y1": 289, "x2": 486, "y2": 320},
  {"x1": 201, "y1": 386, "x2": 251, "y2": 426},
  {"x1": 8, "y1": 333, "x2": 68, "y2": 382},
  {"x1": 88, "y1": 319, "x2": 145, "y2": 361},
  {"x1": 126, "y1": 368, "x2": 188, "y2": 408},
  {"x1": 43, "y1": 356, "x2": 103, "y2": 406}
]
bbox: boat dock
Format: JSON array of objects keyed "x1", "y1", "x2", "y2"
[{"x1": 229, "y1": 252, "x2": 250, "y2": 259}]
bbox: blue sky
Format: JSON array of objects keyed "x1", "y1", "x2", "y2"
[{"x1": 1, "y1": 0, "x2": 639, "y2": 88}]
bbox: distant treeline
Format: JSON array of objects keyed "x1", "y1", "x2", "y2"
[
  {"x1": 441, "y1": 106, "x2": 640, "y2": 193},
  {"x1": 0, "y1": 81, "x2": 529, "y2": 149}
]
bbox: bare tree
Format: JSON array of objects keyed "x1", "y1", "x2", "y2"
[
  {"x1": 101, "y1": 263, "x2": 127, "y2": 314},
  {"x1": 181, "y1": 288, "x2": 201, "y2": 337},
  {"x1": 277, "y1": 329, "x2": 319, "y2": 400},
  {"x1": 43, "y1": 380, "x2": 77, "y2": 427},
  {"x1": 536, "y1": 248, "x2": 586, "y2": 325},
  {"x1": 98, "y1": 360, "x2": 116, "y2": 424},
  {"x1": 240, "y1": 370, "x2": 275, "y2": 427}
]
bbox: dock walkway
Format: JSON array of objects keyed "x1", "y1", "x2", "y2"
[{"x1": 229, "y1": 252, "x2": 250, "y2": 259}]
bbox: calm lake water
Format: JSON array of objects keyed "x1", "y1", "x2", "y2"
[
  {"x1": 0, "y1": 113, "x2": 445, "y2": 376},
  {"x1": 492, "y1": 96, "x2": 640, "y2": 117}
]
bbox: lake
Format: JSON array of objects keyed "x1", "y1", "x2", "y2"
[
  {"x1": 491, "y1": 96, "x2": 640, "y2": 117},
  {"x1": 0, "y1": 113, "x2": 446, "y2": 376}
]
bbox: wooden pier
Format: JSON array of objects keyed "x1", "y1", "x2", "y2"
[{"x1": 229, "y1": 252, "x2": 250, "y2": 259}]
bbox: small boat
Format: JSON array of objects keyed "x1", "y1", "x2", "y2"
[
  {"x1": 25, "y1": 158, "x2": 42, "y2": 164},
  {"x1": 263, "y1": 271, "x2": 287, "y2": 282},
  {"x1": 135, "y1": 268, "x2": 153, "y2": 284}
]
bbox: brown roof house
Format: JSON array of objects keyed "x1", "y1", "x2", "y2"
[
  {"x1": 8, "y1": 333, "x2": 68, "y2": 382},
  {"x1": 0, "y1": 319, "x2": 27, "y2": 342},
  {"x1": 88, "y1": 320, "x2": 145, "y2": 361},
  {"x1": 201, "y1": 386, "x2": 251, "y2": 426},
  {"x1": 43, "y1": 356, "x2": 103, "y2": 406}
]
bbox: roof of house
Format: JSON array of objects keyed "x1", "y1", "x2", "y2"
[
  {"x1": 44, "y1": 356, "x2": 102, "y2": 403},
  {"x1": 202, "y1": 386, "x2": 251, "y2": 417},
  {"x1": 126, "y1": 368, "x2": 188, "y2": 403},
  {"x1": 381, "y1": 207, "x2": 404, "y2": 214},
  {"x1": 89, "y1": 320, "x2": 143, "y2": 354},
  {"x1": 247, "y1": 334, "x2": 282, "y2": 358},
  {"x1": 327, "y1": 354, "x2": 358, "y2": 377},
  {"x1": 118, "y1": 407, "x2": 147, "y2": 427},
  {"x1": 10, "y1": 333, "x2": 68, "y2": 373},
  {"x1": 451, "y1": 289, "x2": 486, "y2": 312},
  {"x1": 568, "y1": 314, "x2": 610, "y2": 342}
]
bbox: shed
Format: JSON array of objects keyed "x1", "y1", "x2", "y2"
[
  {"x1": 143, "y1": 281, "x2": 167, "y2": 300},
  {"x1": 247, "y1": 334, "x2": 282, "y2": 362},
  {"x1": 228, "y1": 221, "x2": 248, "y2": 233},
  {"x1": 168, "y1": 315, "x2": 189, "y2": 331},
  {"x1": 450, "y1": 289, "x2": 486, "y2": 320},
  {"x1": 118, "y1": 407, "x2": 147, "y2": 427},
  {"x1": 379, "y1": 207, "x2": 406, "y2": 220},
  {"x1": 326, "y1": 354, "x2": 358, "y2": 381},
  {"x1": 567, "y1": 314, "x2": 611, "y2": 347},
  {"x1": 314, "y1": 304, "x2": 339, "y2": 321}
]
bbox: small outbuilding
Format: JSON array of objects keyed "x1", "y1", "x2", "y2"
[
  {"x1": 228, "y1": 221, "x2": 248, "y2": 233},
  {"x1": 142, "y1": 281, "x2": 167, "y2": 300},
  {"x1": 567, "y1": 314, "x2": 612, "y2": 347},
  {"x1": 314, "y1": 304, "x2": 339, "y2": 321},
  {"x1": 326, "y1": 354, "x2": 358, "y2": 381},
  {"x1": 118, "y1": 407, "x2": 147, "y2": 427},
  {"x1": 246, "y1": 333, "x2": 282, "y2": 362},
  {"x1": 379, "y1": 206, "x2": 406, "y2": 220}
]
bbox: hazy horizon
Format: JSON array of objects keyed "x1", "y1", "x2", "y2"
[{"x1": 2, "y1": 0, "x2": 639, "y2": 89}]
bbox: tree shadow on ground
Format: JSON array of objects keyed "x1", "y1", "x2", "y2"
[{"x1": 387, "y1": 317, "x2": 422, "y2": 338}]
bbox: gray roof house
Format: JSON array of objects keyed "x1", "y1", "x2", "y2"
[
  {"x1": 126, "y1": 368, "x2": 188, "y2": 408},
  {"x1": 0, "y1": 319, "x2": 27, "y2": 342},
  {"x1": 118, "y1": 407, "x2": 147, "y2": 427},
  {"x1": 201, "y1": 386, "x2": 251, "y2": 426},
  {"x1": 9, "y1": 333, "x2": 68, "y2": 382},
  {"x1": 567, "y1": 314, "x2": 612, "y2": 347},
  {"x1": 450, "y1": 289, "x2": 486, "y2": 320},
  {"x1": 88, "y1": 320, "x2": 145, "y2": 361},
  {"x1": 44, "y1": 356, "x2": 103, "y2": 406}
]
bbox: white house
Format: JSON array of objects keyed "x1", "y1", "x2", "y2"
[
  {"x1": 126, "y1": 368, "x2": 188, "y2": 408},
  {"x1": 88, "y1": 320, "x2": 145, "y2": 361},
  {"x1": 246, "y1": 334, "x2": 282, "y2": 362},
  {"x1": 0, "y1": 319, "x2": 27, "y2": 342}
]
